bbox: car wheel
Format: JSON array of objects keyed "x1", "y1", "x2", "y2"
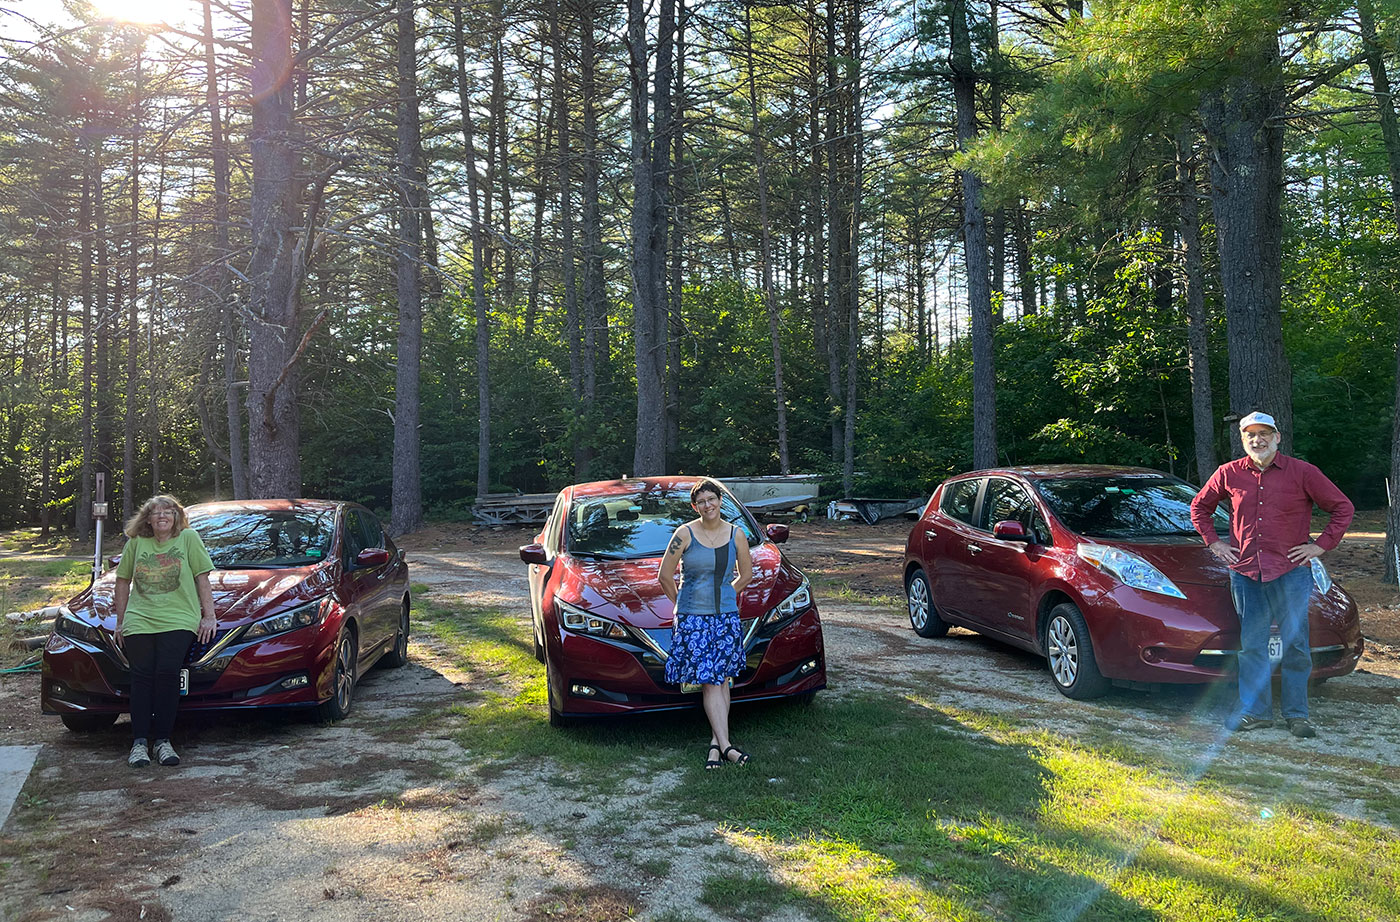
[
  {"x1": 60, "y1": 712, "x2": 118, "y2": 733},
  {"x1": 380, "y1": 604, "x2": 410, "y2": 669},
  {"x1": 1045, "y1": 603, "x2": 1109, "y2": 700},
  {"x1": 318, "y1": 629, "x2": 357, "y2": 721},
  {"x1": 906, "y1": 567, "x2": 950, "y2": 638}
]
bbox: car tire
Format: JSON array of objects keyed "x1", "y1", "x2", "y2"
[
  {"x1": 532, "y1": 619, "x2": 545, "y2": 664},
  {"x1": 380, "y1": 604, "x2": 410, "y2": 669},
  {"x1": 318, "y1": 628, "x2": 357, "y2": 721},
  {"x1": 60, "y1": 712, "x2": 118, "y2": 733},
  {"x1": 1045, "y1": 603, "x2": 1109, "y2": 700},
  {"x1": 906, "y1": 567, "x2": 950, "y2": 638}
]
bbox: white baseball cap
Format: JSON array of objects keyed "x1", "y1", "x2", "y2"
[{"x1": 1238, "y1": 411, "x2": 1278, "y2": 432}]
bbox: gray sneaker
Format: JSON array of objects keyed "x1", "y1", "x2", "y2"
[
  {"x1": 128, "y1": 741, "x2": 151, "y2": 767},
  {"x1": 1287, "y1": 718, "x2": 1317, "y2": 739},
  {"x1": 153, "y1": 740, "x2": 180, "y2": 766}
]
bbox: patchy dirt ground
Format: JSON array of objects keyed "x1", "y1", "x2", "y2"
[{"x1": 1, "y1": 519, "x2": 1399, "y2": 921}]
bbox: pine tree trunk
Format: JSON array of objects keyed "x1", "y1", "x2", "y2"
[
  {"x1": 1176, "y1": 126, "x2": 1217, "y2": 483},
  {"x1": 77, "y1": 154, "x2": 93, "y2": 541},
  {"x1": 390, "y1": 0, "x2": 423, "y2": 536},
  {"x1": 1358, "y1": 0, "x2": 1400, "y2": 581},
  {"x1": 841, "y1": 0, "x2": 862, "y2": 496},
  {"x1": 246, "y1": 0, "x2": 303, "y2": 497},
  {"x1": 743, "y1": 3, "x2": 791, "y2": 474},
  {"x1": 452, "y1": 5, "x2": 492, "y2": 499},
  {"x1": 629, "y1": 0, "x2": 665, "y2": 476},
  {"x1": 1199, "y1": 39, "x2": 1291, "y2": 455},
  {"x1": 579, "y1": 2, "x2": 603, "y2": 477},
  {"x1": 123, "y1": 45, "x2": 142, "y2": 520},
  {"x1": 204, "y1": 0, "x2": 247, "y2": 500},
  {"x1": 951, "y1": 0, "x2": 997, "y2": 468}
]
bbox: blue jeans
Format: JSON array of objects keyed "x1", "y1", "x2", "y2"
[{"x1": 1229, "y1": 566, "x2": 1313, "y2": 720}]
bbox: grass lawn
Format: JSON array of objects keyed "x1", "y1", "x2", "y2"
[
  {"x1": 416, "y1": 599, "x2": 1400, "y2": 922},
  {"x1": 0, "y1": 556, "x2": 90, "y2": 668}
]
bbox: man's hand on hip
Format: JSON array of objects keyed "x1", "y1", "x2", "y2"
[
  {"x1": 1208, "y1": 540, "x2": 1239, "y2": 564},
  {"x1": 1288, "y1": 541, "x2": 1325, "y2": 564}
]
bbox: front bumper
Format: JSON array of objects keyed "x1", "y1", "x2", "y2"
[
  {"x1": 548, "y1": 607, "x2": 827, "y2": 718},
  {"x1": 40, "y1": 625, "x2": 338, "y2": 717}
]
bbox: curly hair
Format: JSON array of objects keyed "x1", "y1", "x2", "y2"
[
  {"x1": 123, "y1": 494, "x2": 190, "y2": 540},
  {"x1": 689, "y1": 478, "x2": 726, "y2": 505}
]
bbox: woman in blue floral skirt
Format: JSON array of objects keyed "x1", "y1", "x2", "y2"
[{"x1": 659, "y1": 479, "x2": 754, "y2": 769}]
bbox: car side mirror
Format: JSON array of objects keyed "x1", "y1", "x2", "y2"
[
  {"x1": 519, "y1": 543, "x2": 548, "y2": 565},
  {"x1": 355, "y1": 548, "x2": 391, "y2": 568},
  {"x1": 765, "y1": 524, "x2": 789, "y2": 544},
  {"x1": 992, "y1": 520, "x2": 1031, "y2": 542}
]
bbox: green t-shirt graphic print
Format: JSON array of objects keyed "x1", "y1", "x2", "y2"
[{"x1": 116, "y1": 528, "x2": 215, "y2": 635}]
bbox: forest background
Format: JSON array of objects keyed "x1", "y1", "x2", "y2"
[{"x1": 2, "y1": 0, "x2": 1399, "y2": 568}]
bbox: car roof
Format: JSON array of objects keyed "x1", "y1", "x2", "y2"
[{"x1": 947, "y1": 464, "x2": 1174, "y2": 482}]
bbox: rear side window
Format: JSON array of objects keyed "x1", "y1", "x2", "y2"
[{"x1": 940, "y1": 479, "x2": 981, "y2": 526}]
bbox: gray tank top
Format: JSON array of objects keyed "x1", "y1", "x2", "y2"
[{"x1": 676, "y1": 524, "x2": 739, "y2": 615}]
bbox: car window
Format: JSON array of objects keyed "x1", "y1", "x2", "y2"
[
  {"x1": 1035, "y1": 475, "x2": 1230, "y2": 541},
  {"x1": 984, "y1": 478, "x2": 1050, "y2": 544},
  {"x1": 343, "y1": 510, "x2": 367, "y2": 563},
  {"x1": 358, "y1": 510, "x2": 384, "y2": 550},
  {"x1": 567, "y1": 486, "x2": 760, "y2": 559},
  {"x1": 545, "y1": 495, "x2": 568, "y2": 554},
  {"x1": 940, "y1": 479, "x2": 982, "y2": 526},
  {"x1": 188, "y1": 507, "x2": 335, "y2": 569}
]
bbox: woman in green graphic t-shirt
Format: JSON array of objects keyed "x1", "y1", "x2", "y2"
[{"x1": 113, "y1": 495, "x2": 216, "y2": 769}]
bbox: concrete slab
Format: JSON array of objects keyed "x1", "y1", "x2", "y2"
[{"x1": 0, "y1": 745, "x2": 42, "y2": 829}]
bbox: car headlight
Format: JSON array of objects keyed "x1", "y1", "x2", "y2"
[
  {"x1": 1310, "y1": 557, "x2": 1332, "y2": 595},
  {"x1": 54, "y1": 606, "x2": 106, "y2": 646},
  {"x1": 1076, "y1": 544, "x2": 1186, "y2": 599},
  {"x1": 761, "y1": 579, "x2": 813, "y2": 628},
  {"x1": 242, "y1": 599, "x2": 325, "y2": 640},
  {"x1": 556, "y1": 600, "x2": 629, "y2": 639}
]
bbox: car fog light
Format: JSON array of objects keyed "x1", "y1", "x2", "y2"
[
  {"x1": 798, "y1": 658, "x2": 819, "y2": 675},
  {"x1": 1142, "y1": 647, "x2": 1164, "y2": 664},
  {"x1": 569, "y1": 684, "x2": 597, "y2": 697},
  {"x1": 280, "y1": 674, "x2": 309, "y2": 689},
  {"x1": 50, "y1": 682, "x2": 66, "y2": 698}
]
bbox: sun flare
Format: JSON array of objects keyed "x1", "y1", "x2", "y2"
[{"x1": 89, "y1": 0, "x2": 199, "y2": 28}]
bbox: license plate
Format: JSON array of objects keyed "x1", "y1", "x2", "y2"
[
  {"x1": 1267, "y1": 635, "x2": 1283, "y2": 665},
  {"x1": 179, "y1": 669, "x2": 190, "y2": 696},
  {"x1": 681, "y1": 683, "x2": 701, "y2": 694}
]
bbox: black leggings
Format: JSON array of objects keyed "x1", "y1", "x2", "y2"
[{"x1": 125, "y1": 630, "x2": 194, "y2": 741}]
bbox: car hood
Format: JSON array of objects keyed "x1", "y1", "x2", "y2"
[
  {"x1": 77, "y1": 565, "x2": 334, "y2": 628},
  {"x1": 560, "y1": 543, "x2": 795, "y2": 628},
  {"x1": 1107, "y1": 540, "x2": 1231, "y2": 587}
]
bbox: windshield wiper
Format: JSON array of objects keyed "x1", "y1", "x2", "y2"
[{"x1": 571, "y1": 550, "x2": 639, "y2": 560}]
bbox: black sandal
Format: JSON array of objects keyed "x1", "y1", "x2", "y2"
[
  {"x1": 722, "y1": 745, "x2": 750, "y2": 766},
  {"x1": 705, "y1": 744, "x2": 724, "y2": 770}
]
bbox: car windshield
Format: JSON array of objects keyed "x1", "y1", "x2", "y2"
[
  {"x1": 189, "y1": 508, "x2": 336, "y2": 569},
  {"x1": 1034, "y1": 476, "x2": 1229, "y2": 541},
  {"x1": 566, "y1": 487, "x2": 759, "y2": 559}
]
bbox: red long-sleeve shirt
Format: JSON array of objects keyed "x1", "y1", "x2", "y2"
[{"x1": 1190, "y1": 453, "x2": 1354, "y2": 582}]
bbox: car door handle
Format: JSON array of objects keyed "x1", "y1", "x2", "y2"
[
  {"x1": 924, "y1": 529, "x2": 937, "y2": 539},
  {"x1": 966, "y1": 543, "x2": 982, "y2": 554}
]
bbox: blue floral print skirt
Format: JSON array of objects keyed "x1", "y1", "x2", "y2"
[{"x1": 665, "y1": 610, "x2": 744, "y2": 685}]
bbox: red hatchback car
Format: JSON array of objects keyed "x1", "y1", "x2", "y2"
[
  {"x1": 903, "y1": 466, "x2": 1364, "y2": 698},
  {"x1": 519, "y1": 477, "x2": 827, "y2": 725},
  {"x1": 43, "y1": 499, "x2": 411, "y2": 729}
]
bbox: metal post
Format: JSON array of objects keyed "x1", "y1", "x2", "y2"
[{"x1": 91, "y1": 473, "x2": 108, "y2": 585}]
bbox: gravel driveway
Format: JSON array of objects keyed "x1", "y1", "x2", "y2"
[{"x1": 2, "y1": 522, "x2": 1397, "y2": 922}]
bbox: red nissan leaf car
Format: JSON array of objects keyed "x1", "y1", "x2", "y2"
[
  {"x1": 519, "y1": 477, "x2": 827, "y2": 725},
  {"x1": 43, "y1": 499, "x2": 411, "y2": 729},
  {"x1": 903, "y1": 466, "x2": 1364, "y2": 699}
]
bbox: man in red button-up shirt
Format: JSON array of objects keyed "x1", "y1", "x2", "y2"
[{"x1": 1190, "y1": 411, "x2": 1353, "y2": 739}]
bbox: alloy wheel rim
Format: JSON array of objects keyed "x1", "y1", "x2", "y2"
[
  {"x1": 335, "y1": 636, "x2": 353, "y2": 709},
  {"x1": 397, "y1": 612, "x2": 409, "y2": 658},
  {"x1": 908, "y1": 577, "x2": 929, "y2": 630},
  {"x1": 1048, "y1": 617, "x2": 1079, "y2": 686}
]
